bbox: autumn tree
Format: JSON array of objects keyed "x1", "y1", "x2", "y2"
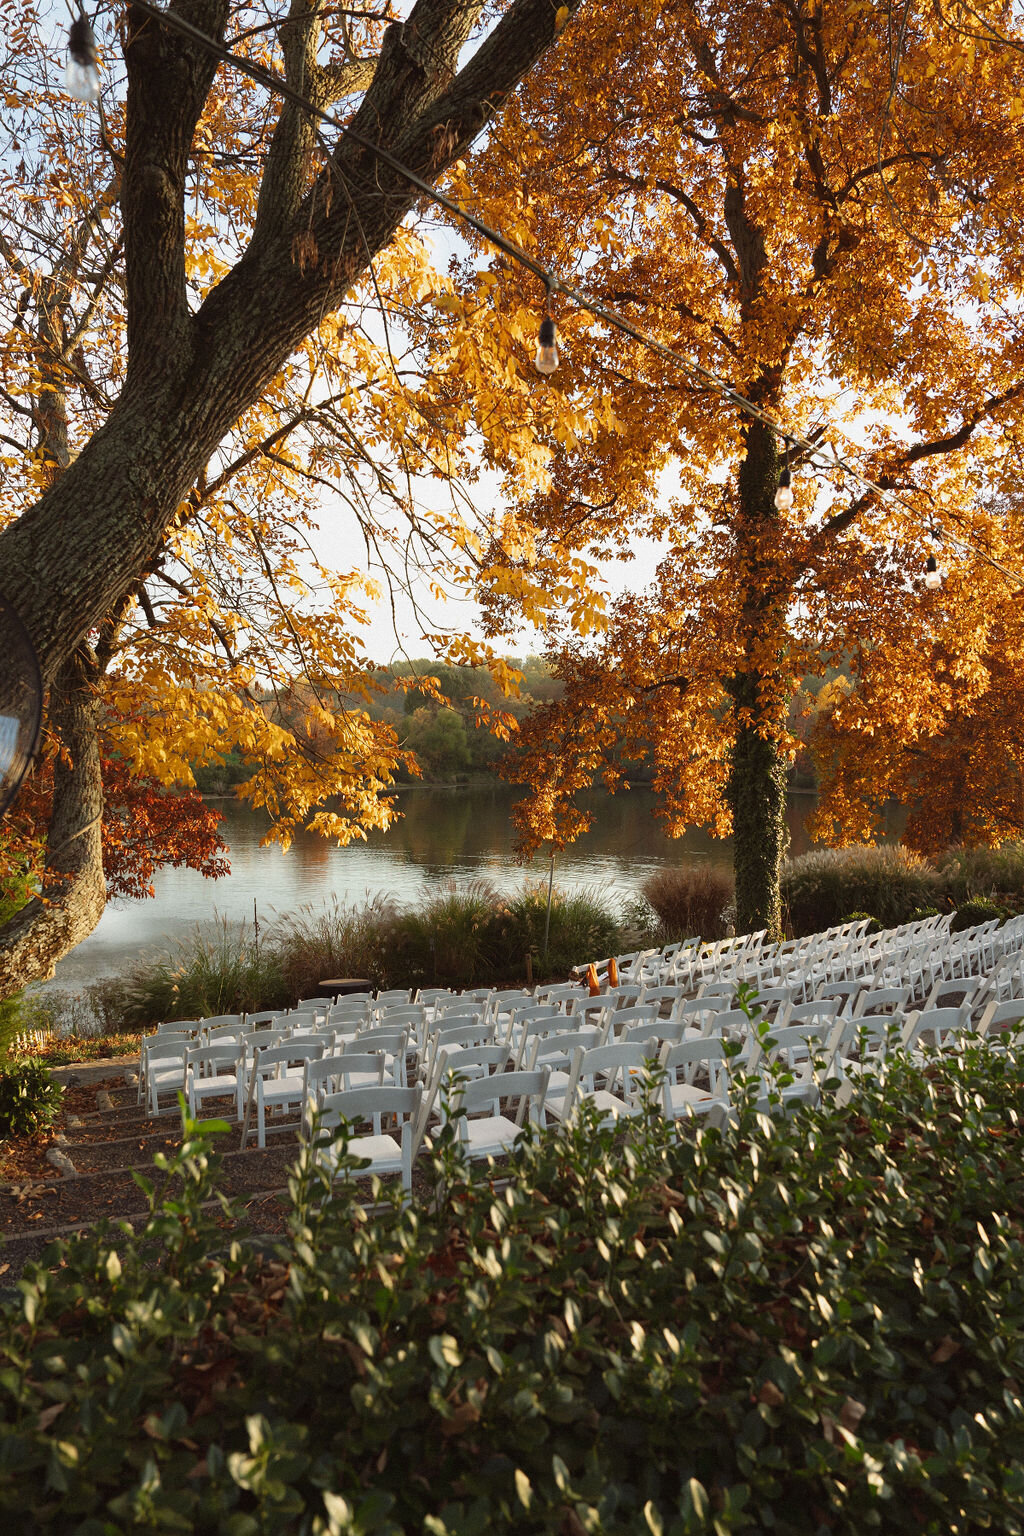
[
  {"x1": 0, "y1": 0, "x2": 598, "y2": 998},
  {"x1": 438, "y1": 0, "x2": 1024, "y2": 935}
]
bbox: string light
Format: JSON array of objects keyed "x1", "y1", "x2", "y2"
[
  {"x1": 774, "y1": 467, "x2": 794, "y2": 511},
  {"x1": 66, "y1": 11, "x2": 100, "y2": 102},
  {"x1": 924, "y1": 553, "x2": 942, "y2": 589},
  {"x1": 535, "y1": 287, "x2": 559, "y2": 375}
]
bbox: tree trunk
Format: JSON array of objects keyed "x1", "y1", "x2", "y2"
[
  {"x1": 726, "y1": 672, "x2": 788, "y2": 939},
  {"x1": 727, "y1": 418, "x2": 790, "y2": 940},
  {"x1": 0, "y1": 648, "x2": 106, "y2": 998}
]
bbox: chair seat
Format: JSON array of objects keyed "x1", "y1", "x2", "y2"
[
  {"x1": 319, "y1": 1134, "x2": 405, "y2": 1177},
  {"x1": 580, "y1": 1088, "x2": 641, "y2": 1122},
  {"x1": 191, "y1": 1071, "x2": 238, "y2": 1096},
  {"x1": 261, "y1": 1072, "x2": 307, "y2": 1106},
  {"x1": 462, "y1": 1116, "x2": 523, "y2": 1158},
  {"x1": 664, "y1": 1083, "x2": 724, "y2": 1116}
]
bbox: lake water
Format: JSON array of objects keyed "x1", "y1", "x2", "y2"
[{"x1": 48, "y1": 785, "x2": 821, "y2": 991}]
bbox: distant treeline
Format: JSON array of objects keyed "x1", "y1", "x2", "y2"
[{"x1": 192, "y1": 659, "x2": 844, "y2": 793}]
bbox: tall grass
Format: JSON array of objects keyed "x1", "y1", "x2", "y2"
[
  {"x1": 270, "y1": 894, "x2": 399, "y2": 999},
  {"x1": 387, "y1": 880, "x2": 500, "y2": 991},
  {"x1": 640, "y1": 864, "x2": 735, "y2": 942},
  {"x1": 782, "y1": 845, "x2": 942, "y2": 936},
  {"x1": 486, "y1": 882, "x2": 623, "y2": 978},
  {"x1": 119, "y1": 916, "x2": 288, "y2": 1026},
  {"x1": 936, "y1": 843, "x2": 1024, "y2": 906}
]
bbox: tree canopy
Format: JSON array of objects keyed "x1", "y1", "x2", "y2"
[
  {"x1": 0, "y1": 0, "x2": 598, "y2": 996},
  {"x1": 444, "y1": 0, "x2": 1024, "y2": 932}
]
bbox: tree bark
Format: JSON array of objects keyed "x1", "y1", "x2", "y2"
[
  {"x1": 726, "y1": 419, "x2": 789, "y2": 940},
  {"x1": 0, "y1": 649, "x2": 106, "y2": 997}
]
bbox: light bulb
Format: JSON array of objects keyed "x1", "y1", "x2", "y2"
[
  {"x1": 924, "y1": 554, "x2": 942, "y2": 590},
  {"x1": 66, "y1": 16, "x2": 100, "y2": 102},
  {"x1": 535, "y1": 315, "x2": 559, "y2": 375},
  {"x1": 774, "y1": 467, "x2": 793, "y2": 511}
]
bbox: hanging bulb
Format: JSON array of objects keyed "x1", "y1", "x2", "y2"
[
  {"x1": 774, "y1": 467, "x2": 794, "y2": 511},
  {"x1": 66, "y1": 15, "x2": 101, "y2": 102},
  {"x1": 924, "y1": 554, "x2": 942, "y2": 590},
  {"x1": 535, "y1": 315, "x2": 559, "y2": 375}
]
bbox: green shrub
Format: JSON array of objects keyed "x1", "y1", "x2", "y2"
[
  {"x1": 385, "y1": 878, "x2": 500, "y2": 990},
  {"x1": 782, "y1": 845, "x2": 942, "y2": 936},
  {"x1": 950, "y1": 898, "x2": 1006, "y2": 934},
  {"x1": 641, "y1": 862, "x2": 735, "y2": 941},
  {"x1": 0, "y1": 1059, "x2": 63, "y2": 1140},
  {"x1": 2, "y1": 1047, "x2": 1024, "y2": 1532},
  {"x1": 840, "y1": 909, "x2": 882, "y2": 934}
]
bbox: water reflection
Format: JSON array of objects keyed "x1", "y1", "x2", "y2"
[{"x1": 48, "y1": 785, "x2": 819, "y2": 989}]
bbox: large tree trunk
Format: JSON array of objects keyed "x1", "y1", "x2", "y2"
[
  {"x1": 727, "y1": 418, "x2": 790, "y2": 940},
  {"x1": 0, "y1": 649, "x2": 106, "y2": 996}
]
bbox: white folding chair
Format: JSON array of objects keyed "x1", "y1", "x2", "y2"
[
  {"x1": 450, "y1": 1067, "x2": 550, "y2": 1162},
  {"x1": 241, "y1": 1040, "x2": 326, "y2": 1148},
  {"x1": 525, "y1": 1028, "x2": 604, "y2": 1120},
  {"x1": 301, "y1": 1052, "x2": 385, "y2": 1134},
  {"x1": 422, "y1": 1019, "x2": 499, "y2": 1084},
  {"x1": 143, "y1": 1040, "x2": 191, "y2": 1116},
  {"x1": 658, "y1": 1039, "x2": 731, "y2": 1122},
  {"x1": 309, "y1": 1084, "x2": 425, "y2": 1200},
  {"x1": 185, "y1": 1042, "x2": 246, "y2": 1121},
  {"x1": 352, "y1": 1025, "x2": 410, "y2": 1086},
  {"x1": 562, "y1": 1042, "x2": 657, "y2": 1125}
]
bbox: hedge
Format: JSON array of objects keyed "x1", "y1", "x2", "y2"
[{"x1": 1, "y1": 1044, "x2": 1023, "y2": 1533}]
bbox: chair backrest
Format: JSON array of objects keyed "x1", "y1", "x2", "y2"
[
  {"x1": 429, "y1": 1019, "x2": 497, "y2": 1050},
  {"x1": 525, "y1": 1027, "x2": 603, "y2": 1070},
  {"x1": 605, "y1": 1004, "x2": 661, "y2": 1037},
  {"x1": 415, "y1": 988, "x2": 459, "y2": 1008},
  {"x1": 508, "y1": 1002, "x2": 561, "y2": 1027},
  {"x1": 433, "y1": 1043, "x2": 511, "y2": 1090},
  {"x1": 374, "y1": 1005, "x2": 426, "y2": 1029},
  {"x1": 252, "y1": 1040, "x2": 325, "y2": 1074},
  {"x1": 205, "y1": 1023, "x2": 249, "y2": 1043},
  {"x1": 314, "y1": 1083, "x2": 423, "y2": 1138},
  {"x1": 186, "y1": 1042, "x2": 242, "y2": 1073},
  {"x1": 852, "y1": 986, "x2": 909, "y2": 1019},
  {"x1": 375, "y1": 989, "x2": 413, "y2": 1007},
  {"x1": 534, "y1": 983, "x2": 587, "y2": 1009},
  {"x1": 303, "y1": 1053, "x2": 385, "y2": 1110},
  {"x1": 329, "y1": 1000, "x2": 375, "y2": 1024},
  {"x1": 637, "y1": 985, "x2": 687, "y2": 1013},
  {"x1": 786, "y1": 1000, "x2": 840, "y2": 1028},
  {"x1": 145, "y1": 1038, "x2": 190, "y2": 1064},
  {"x1": 813, "y1": 981, "x2": 864, "y2": 1012},
  {"x1": 430, "y1": 1005, "x2": 485, "y2": 1028},
  {"x1": 570, "y1": 1041, "x2": 658, "y2": 1099},
  {"x1": 156, "y1": 1018, "x2": 201, "y2": 1035},
  {"x1": 352, "y1": 1026, "x2": 410, "y2": 1057},
  {"x1": 454, "y1": 1067, "x2": 550, "y2": 1128},
  {"x1": 621, "y1": 1018, "x2": 684, "y2": 1049},
  {"x1": 901, "y1": 1005, "x2": 971, "y2": 1051},
  {"x1": 979, "y1": 997, "x2": 1024, "y2": 1038},
  {"x1": 200, "y1": 1013, "x2": 244, "y2": 1031},
  {"x1": 659, "y1": 1037, "x2": 730, "y2": 1093},
  {"x1": 145, "y1": 1030, "x2": 194, "y2": 1051}
]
